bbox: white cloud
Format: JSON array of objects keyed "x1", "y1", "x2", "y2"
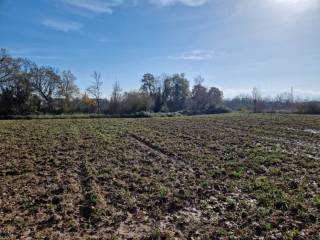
[
  {"x1": 42, "y1": 19, "x2": 82, "y2": 32},
  {"x1": 169, "y1": 50, "x2": 214, "y2": 60},
  {"x1": 62, "y1": 0, "x2": 124, "y2": 14},
  {"x1": 61, "y1": 0, "x2": 207, "y2": 15},
  {"x1": 293, "y1": 89, "x2": 320, "y2": 100},
  {"x1": 150, "y1": 0, "x2": 208, "y2": 7}
]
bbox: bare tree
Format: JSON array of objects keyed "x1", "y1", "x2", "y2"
[
  {"x1": 87, "y1": 71, "x2": 103, "y2": 113},
  {"x1": 0, "y1": 49, "x2": 18, "y2": 84},
  {"x1": 191, "y1": 82, "x2": 207, "y2": 110},
  {"x1": 109, "y1": 81, "x2": 122, "y2": 114},
  {"x1": 57, "y1": 70, "x2": 79, "y2": 111},
  {"x1": 0, "y1": 49, "x2": 10, "y2": 82},
  {"x1": 252, "y1": 87, "x2": 262, "y2": 113},
  {"x1": 194, "y1": 75, "x2": 204, "y2": 86},
  {"x1": 31, "y1": 66, "x2": 60, "y2": 110}
]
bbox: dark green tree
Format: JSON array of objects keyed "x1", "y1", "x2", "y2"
[
  {"x1": 140, "y1": 73, "x2": 156, "y2": 96},
  {"x1": 163, "y1": 74, "x2": 190, "y2": 112}
]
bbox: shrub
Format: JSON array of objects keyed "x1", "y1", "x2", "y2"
[{"x1": 296, "y1": 101, "x2": 320, "y2": 114}]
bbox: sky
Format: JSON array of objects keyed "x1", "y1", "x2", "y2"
[{"x1": 0, "y1": 0, "x2": 319, "y2": 99}]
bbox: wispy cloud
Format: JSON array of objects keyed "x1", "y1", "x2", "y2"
[
  {"x1": 96, "y1": 37, "x2": 111, "y2": 43},
  {"x1": 150, "y1": 0, "x2": 208, "y2": 7},
  {"x1": 6, "y1": 48, "x2": 69, "y2": 61},
  {"x1": 169, "y1": 50, "x2": 214, "y2": 60},
  {"x1": 60, "y1": 0, "x2": 207, "y2": 15},
  {"x1": 28, "y1": 55, "x2": 69, "y2": 60},
  {"x1": 42, "y1": 19, "x2": 82, "y2": 32},
  {"x1": 61, "y1": 0, "x2": 124, "y2": 14}
]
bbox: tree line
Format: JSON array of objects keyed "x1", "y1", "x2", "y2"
[
  {"x1": 0, "y1": 49, "x2": 226, "y2": 115},
  {"x1": 2, "y1": 49, "x2": 318, "y2": 116},
  {"x1": 226, "y1": 87, "x2": 320, "y2": 114}
]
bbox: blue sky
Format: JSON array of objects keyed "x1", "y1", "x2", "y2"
[{"x1": 0, "y1": 0, "x2": 319, "y2": 99}]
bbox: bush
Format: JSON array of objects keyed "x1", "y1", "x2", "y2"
[
  {"x1": 121, "y1": 92, "x2": 154, "y2": 114},
  {"x1": 296, "y1": 101, "x2": 320, "y2": 114},
  {"x1": 181, "y1": 105, "x2": 231, "y2": 115},
  {"x1": 204, "y1": 105, "x2": 231, "y2": 114}
]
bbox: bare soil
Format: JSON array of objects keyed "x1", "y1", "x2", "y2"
[{"x1": 0, "y1": 114, "x2": 319, "y2": 239}]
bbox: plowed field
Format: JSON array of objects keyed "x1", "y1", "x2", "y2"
[{"x1": 0, "y1": 114, "x2": 319, "y2": 239}]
